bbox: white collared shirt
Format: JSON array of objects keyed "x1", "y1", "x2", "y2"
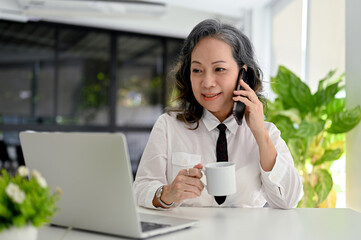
[{"x1": 133, "y1": 110, "x2": 303, "y2": 209}]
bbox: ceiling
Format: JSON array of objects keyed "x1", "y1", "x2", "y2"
[
  {"x1": 0, "y1": 19, "x2": 184, "y2": 67},
  {"x1": 0, "y1": 0, "x2": 274, "y2": 38},
  {"x1": 142, "y1": 0, "x2": 273, "y2": 18}
]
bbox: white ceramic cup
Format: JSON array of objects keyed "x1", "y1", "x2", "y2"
[{"x1": 201, "y1": 162, "x2": 236, "y2": 196}]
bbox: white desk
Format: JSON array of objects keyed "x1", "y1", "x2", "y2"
[{"x1": 39, "y1": 207, "x2": 361, "y2": 240}]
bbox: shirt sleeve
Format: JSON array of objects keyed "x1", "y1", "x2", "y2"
[
  {"x1": 132, "y1": 114, "x2": 171, "y2": 209},
  {"x1": 260, "y1": 123, "x2": 304, "y2": 209}
]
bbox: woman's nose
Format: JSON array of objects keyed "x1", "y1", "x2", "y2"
[{"x1": 202, "y1": 73, "x2": 216, "y2": 88}]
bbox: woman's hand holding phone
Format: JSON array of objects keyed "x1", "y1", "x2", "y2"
[
  {"x1": 233, "y1": 71, "x2": 277, "y2": 172},
  {"x1": 232, "y1": 73, "x2": 266, "y2": 140}
]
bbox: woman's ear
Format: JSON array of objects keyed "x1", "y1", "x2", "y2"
[{"x1": 242, "y1": 64, "x2": 248, "y2": 71}]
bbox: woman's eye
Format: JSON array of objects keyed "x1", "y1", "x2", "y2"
[
  {"x1": 192, "y1": 69, "x2": 201, "y2": 73},
  {"x1": 216, "y1": 67, "x2": 226, "y2": 72}
]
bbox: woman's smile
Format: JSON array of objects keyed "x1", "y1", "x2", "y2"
[{"x1": 202, "y1": 92, "x2": 222, "y2": 101}]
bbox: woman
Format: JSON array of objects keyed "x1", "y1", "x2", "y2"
[{"x1": 133, "y1": 19, "x2": 303, "y2": 209}]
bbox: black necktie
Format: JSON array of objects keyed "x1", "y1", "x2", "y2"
[{"x1": 215, "y1": 123, "x2": 228, "y2": 205}]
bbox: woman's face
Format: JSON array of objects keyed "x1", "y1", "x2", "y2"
[{"x1": 190, "y1": 37, "x2": 239, "y2": 122}]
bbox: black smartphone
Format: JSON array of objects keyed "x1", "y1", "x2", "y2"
[{"x1": 232, "y1": 68, "x2": 246, "y2": 125}]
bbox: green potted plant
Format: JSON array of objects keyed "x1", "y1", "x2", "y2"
[
  {"x1": 0, "y1": 166, "x2": 60, "y2": 240},
  {"x1": 79, "y1": 72, "x2": 110, "y2": 122},
  {"x1": 266, "y1": 66, "x2": 361, "y2": 208}
]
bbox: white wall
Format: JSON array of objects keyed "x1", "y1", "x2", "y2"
[
  {"x1": 271, "y1": 0, "x2": 302, "y2": 77},
  {"x1": 346, "y1": 0, "x2": 361, "y2": 213},
  {"x1": 308, "y1": 0, "x2": 345, "y2": 93},
  {"x1": 248, "y1": 6, "x2": 272, "y2": 98},
  {"x1": 270, "y1": 0, "x2": 345, "y2": 92}
]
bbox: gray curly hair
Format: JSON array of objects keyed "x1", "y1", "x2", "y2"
[{"x1": 168, "y1": 19, "x2": 264, "y2": 129}]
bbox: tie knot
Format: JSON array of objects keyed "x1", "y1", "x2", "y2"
[{"x1": 217, "y1": 123, "x2": 227, "y2": 132}]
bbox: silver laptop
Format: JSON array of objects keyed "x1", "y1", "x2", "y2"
[{"x1": 19, "y1": 131, "x2": 198, "y2": 239}]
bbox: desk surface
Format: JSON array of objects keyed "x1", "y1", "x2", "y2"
[{"x1": 39, "y1": 207, "x2": 361, "y2": 240}]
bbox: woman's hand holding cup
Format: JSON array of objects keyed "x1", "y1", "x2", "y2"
[{"x1": 161, "y1": 164, "x2": 204, "y2": 205}]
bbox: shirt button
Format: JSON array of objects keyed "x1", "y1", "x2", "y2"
[
  {"x1": 271, "y1": 176, "x2": 278, "y2": 182},
  {"x1": 183, "y1": 159, "x2": 187, "y2": 165}
]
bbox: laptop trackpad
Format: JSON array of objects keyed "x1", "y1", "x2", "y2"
[
  {"x1": 140, "y1": 213, "x2": 194, "y2": 226},
  {"x1": 140, "y1": 221, "x2": 171, "y2": 232}
]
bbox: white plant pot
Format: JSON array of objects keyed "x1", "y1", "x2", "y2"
[{"x1": 0, "y1": 225, "x2": 38, "y2": 240}]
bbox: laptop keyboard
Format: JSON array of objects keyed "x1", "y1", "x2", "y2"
[{"x1": 141, "y1": 221, "x2": 171, "y2": 232}]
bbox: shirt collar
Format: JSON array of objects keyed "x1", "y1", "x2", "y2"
[{"x1": 201, "y1": 109, "x2": 240, "y2": 135}]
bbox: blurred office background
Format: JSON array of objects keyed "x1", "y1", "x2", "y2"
[{"x1": 0, "y1": 0, "x2": 360, "y2": 211}]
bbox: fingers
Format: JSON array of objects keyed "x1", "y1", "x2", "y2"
[
  {"x1": 239, "y1": 78, "x2": 251, "y2": 91},
  {"x1": 233, "y1": 95, "x2": 252, "y2": 106},
  {"x1": 234, "y1": 90, "x2": 258, "y2": 102},
  {"x1": 234, "y1": 83, "x2": 258, "y2": 102},
  {"x1": 172, "y1": 185, "x2": 202, "y2": 202},
  {"x1": 233, "y1": 85, "x2": 262, "y2": 110},
  {"x1": 166, "y1": 166, "x2": 206, "y2": 203},
  {"x1": 178, "y1": 168, "x2": 203, "y2": 188},
  {"x1": 176, "y1": 174, "x2": 204, "y2": 191},
  {"x1": 233, "y1": 81, "x2": 260, "y2": 107},
  {"x1": 170, "y1": 175, "x2": 204, "y2": 202},
  {"x1": 181, "y1": 167, "x2": 202, "y2": 178},
  {"x1": 193, "y1": 163, "x2": 203, "y2": 169},
  {"x1": 187, "y1": 177, "x2": 204, "y2": 192},
  {"x1": 180, "y1": 178, "x2": 204, "y2": 194},
  {"x1": 163, "y1": 181, "x2": 202, "y2": 204}
]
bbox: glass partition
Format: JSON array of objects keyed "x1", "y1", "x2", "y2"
[
  {"x1": 0, "y1": 20, "x2": 183, "y2": 175},
  {"x1": 116, "y1": 35, "x2": 163, "y2": 127},
  {"x1": 57, "y1": 28, "x2": 110, "y2": 125},
  {"x1": 0, "y1": 21, "x2": 55, "y2": 123}
]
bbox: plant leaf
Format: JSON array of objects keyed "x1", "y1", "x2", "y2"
[
  {"x1": 313, "y1": 82, "x2": 339, "y2": 107},
  {"x1": 319, "y1": 188, "x2": 337, "y2": 208},
  {"x1": 290, "y1": 80, "x2": 314, "y2": 113},
  {"x1": 271, "y1": 66, "x2": 303, "y2": 110},
  {"x1": 327, "y1": 106, "x2": 361, "y2": 133},
  {"x1": 313, "y1": 148, "x2": 342, "y2": 166},
  {"x1": 0, "y1": 204, "x2": 12, "y2": 218},
  {"x1": 278, "y1": 109, "x2": 301, "y2": 124},
  {"x1": 315, "y1": 169, "x2": 333, "y2": 204},
  {"x1": 270, "y1": 115, "x2": 296, "y2": 141},
  {"x1": 317, "y1": 69, "x2": 337, "y2": 91},
  {"x1": 297, "y1": 181, "x2": 317, "y2": 208},
  {"x1": 295, "y1": 120, "x2": 325, "y2": 138},
  {"x1": 326, "y1": 98, "x2": 345, "y2": 116},
  {"x1": 12, "y1": 215, "x2": 27, "y2": 227},
  {"x1": 265, "y1": 98, "x2": 284, "y2": 119},
  {"x1": 288, "y1": 138, "x2": 305, "y2": 166}
]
